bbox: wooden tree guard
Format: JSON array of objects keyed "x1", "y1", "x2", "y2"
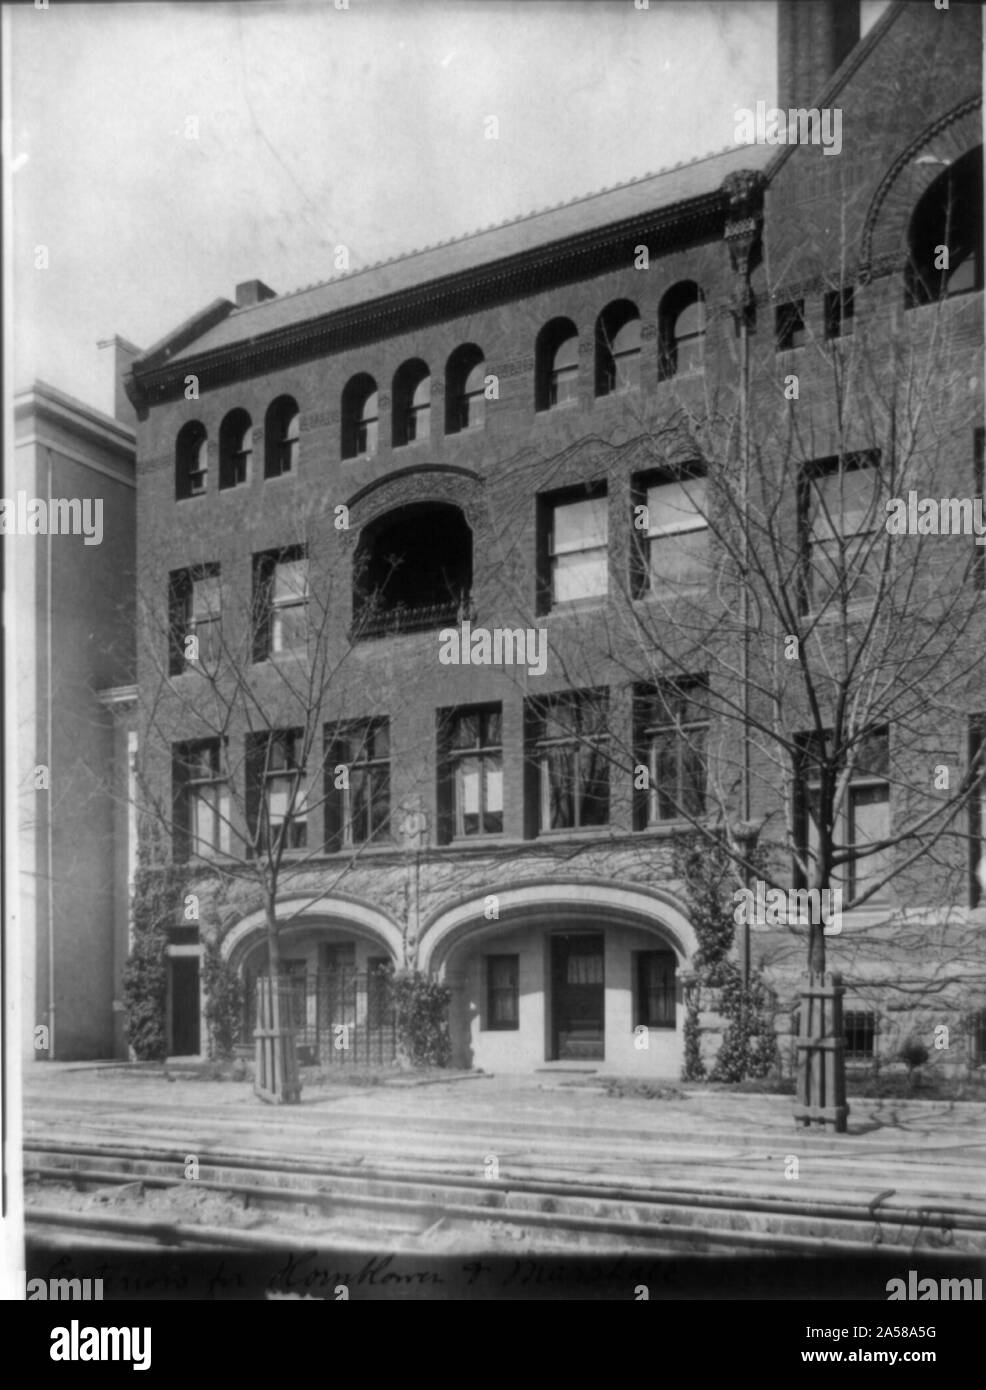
[
  {"x1": 254, "y1": 975, "x2": 301, "y2": 1105},
  {"x1": 793, "y1": 971, "x2": 848, "y2": 1132}
]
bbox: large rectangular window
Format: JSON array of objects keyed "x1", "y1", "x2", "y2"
[
  {"x1": 801, "y1": 728, "x2": 891, "y2": 904},
  {"x1": 634, "y1": 680, "x2": 708, "y2": 824},
  {"x1": 529, "y1": 690, "x2": 609, "y2": 832},
  {"x1": 485, "y1": 955, "x2": 519, "y2": 1030},
  {"x1": 324, "y1": 719, "x2": 391, "y2": 850},
  {"x1": 634, "y1": 472, "x2": 709, "y2": 594},
  {"x1": 168, "y1": 565, "x2": 221, "y2": 674},
  {"x1": 253, "y1": 547, "x2": 309, "y2": 660},
  {"x1": 635, "y1": 950, "x2": 677, "y2": 1029},
  {"x1": 802, "y1": 455, "x2": 882, "y2": 611},
  {"x1": 246, "y1": 729, "x2": 308, "y2": 855},
  {"x1": 439, "y1": 706, "x2": 503, "y2": 840},
  {"x1": 173, "y1": 739, "x2": 230, "y2": 861},
  {"x1": 543, "y1": 490, "x2": 608, "y2": 607}
]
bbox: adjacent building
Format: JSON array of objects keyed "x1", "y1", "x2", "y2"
[{"x1": 13, "y1": 348, "x2": 138, "y2": 1061}]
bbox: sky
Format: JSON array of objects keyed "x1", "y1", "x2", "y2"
[{"x1": 8, "y1": 0, "x2": 890, "y2": 417}]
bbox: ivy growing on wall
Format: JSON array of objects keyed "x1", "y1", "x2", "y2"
[
  {"x1": 391, "y1": 971, "x2": 452, "y2": 1068},
  {"x1": 673, "y1": 832, "x2": 777, "y2": 1082},
  {"x1": 202, "y1": 936, "x2": 243, "y2": 1060},
  {"x1": 122, "y1": 845, "x2": 186, "y2": 1061}
]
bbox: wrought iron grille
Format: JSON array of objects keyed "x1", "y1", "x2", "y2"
[{"x1": 250, "y1": 969, "x2": 398, "y2": 1066}]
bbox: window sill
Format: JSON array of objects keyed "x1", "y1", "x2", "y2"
[
  {"x1": 451, "y1": 833, "x2": 505, "y2": 846},
  {"x1": 634, "y1": 582, "x2": 709, "y2": 603},
  {"x1": 535, "y1": 400, "x2": 579, "y2": 418},
  {"x1": 547, "y1": 597, "x2": 608, "y2": 616},
  {"x1": 638, "y1": 817, "x2": 707, "y2": 833},
  {"x1": 536, "y1": 825, "x2": 612, "y2": 841}
]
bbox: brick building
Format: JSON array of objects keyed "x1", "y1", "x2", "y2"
[{"x1": 125, "y1": 1, "x2": 984, "y2": 1074}]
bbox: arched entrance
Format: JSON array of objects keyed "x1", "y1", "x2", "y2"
[
  {"x1": 419, "y1": 882, "x2": 695, "y2": 1076},
  {"x1": 222, "y1": 896, "x2": 404, "y2": 1065}
]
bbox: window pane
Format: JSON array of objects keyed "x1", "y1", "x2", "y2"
[
  {"x1": 274, "y1": 559, "x2": 309, "y2": 602},
  {"x1": 579, "y1": 745, "x2": 609, "y2": 825},
  {"x1": 369, "y1": 720, "x2": 389, "y2": 761},
  {"x1": 646, "y1": 479, "x2": 706, "y2": 535},
  {"x1": 482, "y1": 709, "x2": 502, "y2": 747},
  {"x1": 350, "y1": 767, "x2": 369, "y2": 843},
  {"x1": 553, "y1": 548, "x2": 608, "y2": 602},
  {"x1": 267, "y1": 775, "x2": 292, "y2": 822},
  {"x1": 552, "y1": 335, "x2": 579, "y2": 372},
  {"x1": 611, "y1": 318, "x2": 641, "y2": 356},
  {"x1": 457, "y1": 759, "x2": 481, "y2": 834},
  {"x1": 614, "y1": 351, "x2": 640, "y2": 392},
  {"x1": 674, "y1": 300, "x2": 705, "y2": 341},
  {"x1": 546, "y1": 746, "x2": 576, "y2": 829},
  {"x1": 553, "y1": 497, "x2": 608, "y2": 554},
  {"x1": 273, "y1": 606, "x2": 305, "y2": 652},
  {"x1": 811, "y1": 468, "x2": 879, "y2": 541},
  {"x1": 192, "y1": 575, "x2": 220, "y2": 617},
  {"x1": 485, "y1": 762, "x2": 503, "y2": 814},
  {"x1": 452, "y1": 712, "x2": 479, "y2": 750},
  {"x1": 370, "y1": 769, "x2": 390, "y2": 837},
  {"x1": 649, "y1": 530, "x2": 709, "y2": 588},
  {"x1": 850, "y1": 785, "x2": 891, "y2": 898}
]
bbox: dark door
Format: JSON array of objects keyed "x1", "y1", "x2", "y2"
[
  {"x1": 170, "y1": 957, "x2": 200, "y2": 1056},
  {"x1": 550, "y1": 933, "x2": 604, "y2": 1060}
]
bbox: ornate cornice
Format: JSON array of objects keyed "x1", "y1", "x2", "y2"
[{"x1": 129, "y1": 194, "x2": 728, "y2": 408}]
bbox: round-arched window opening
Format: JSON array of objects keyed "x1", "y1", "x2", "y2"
[
  {"x1": 353, "y1": 502, "x2": 473, "y2": 638},
  {"x1": 906, "y1": 146, "x2": 983, "y2": 306}
]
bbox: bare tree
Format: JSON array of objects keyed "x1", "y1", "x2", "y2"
[
  {"x1": 133, "y1": 496, "x2": 434, "y2": 1097},
  {"x1": 480, "y1": 185, "x2": 985, "y2": 1097}
]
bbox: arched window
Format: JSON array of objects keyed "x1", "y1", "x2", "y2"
[
  {"x1": 219, "y1": 408, "x2": 252, "y2": 489},
  {"x1": 658, "y1": 283, "x2": 706, "y2": 380},
  {"x1": 906, "y1": 146, "x2": 983, "y2": 306},
  {"x1": 595, "y1": 301, "x2": 641, "y2": 397},
  {"x1": 535, "y1": 318, "x2": 580, "y2": 412},
  {"x1": 392, "y1": 360, "x2": 431, "y2": 447},
  {"x1": 445, "y1": 345, "x2": 486, "y2": 434},
  {"x1": 175, "y1": 421, "x2": 208, "y2": 499},
  {"x1": 264, "y1": 396, "x2": 300, "y2": 479},
  {"x1": 353, "y1": 502, "x2": 473, "y2": 639},
  {"x1": 341, "y1": 374, "x2": 378, "y2": 459}
]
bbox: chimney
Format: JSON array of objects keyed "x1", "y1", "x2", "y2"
[
  {"x1": 97, "y1": 336, "x2": 142, "y2": 428},
  {"x1": 777, "y1": 0, "x2": 860, "y2": 111},
  {"x1": 235, "y1": 279, "x2": 277, "y2": 308}
]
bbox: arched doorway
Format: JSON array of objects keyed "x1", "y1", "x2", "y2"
[
  {"x1": 420, "y1": 882, "x2": 695, "y2": 1076},
  {"x1": 222, "y1": 897, "x2": 404, "y2": 1065}
]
